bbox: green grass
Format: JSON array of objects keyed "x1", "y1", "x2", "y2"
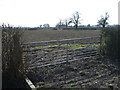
[
  {"x1": 67, "y1": 43, "x2": 99, "y2": 49},
  {"x1": 31, "y1": 43, "x2": 100, "y2": 50},
  {"x1": 66, "y1": 79, "x2": 75, "y2": 83}
]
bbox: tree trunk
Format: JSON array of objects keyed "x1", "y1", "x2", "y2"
[{"x1": 75, "y1": 24, "x2": 78, "y2": 29}]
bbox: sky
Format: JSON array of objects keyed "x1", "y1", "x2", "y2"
[{"x1": 0, "y1": 0, "x2": 119, "y2": 27}]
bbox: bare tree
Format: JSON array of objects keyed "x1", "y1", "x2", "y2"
[
  {"x1": 69, "y1": 11, "x2": 81, "y2": 29},
  {"x1": 64, "y1": 19, "x2": 70, "y2": 28},
  {"x1": 97, "y1": 12, "x2": 109, "y2": 28},
  {"x1": 56, "y1": 19, "x2": 64, "y2": 29},
  {"x1": 39, "y1": 25, "x2": 42, "y2": 28},
  {"x1": 43, "y1": 24, "x2": 50, "y2": 28}
]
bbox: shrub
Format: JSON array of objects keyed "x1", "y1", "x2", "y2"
[
  {"x1": 100, "y1": 27, "x2": 120, "y2": 64},
  {"x1": 2, "y1": 24, "x2": 27, "y2": 88}
]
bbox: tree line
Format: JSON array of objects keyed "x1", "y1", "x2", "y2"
[{"x1": 56, "y1": 11, "x2": 109, "y2": 29}]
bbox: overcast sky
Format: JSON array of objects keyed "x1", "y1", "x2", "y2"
[{"x1": 0, "y1": 0, "x2": 119, "y2": 27}]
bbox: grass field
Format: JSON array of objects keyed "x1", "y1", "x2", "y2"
[
  {"x1": 31, "y1": 43, "x2": 100, "y2": 50},
  {"x1": 22, "y1": 29, "x2": 100, "y2": 42}
]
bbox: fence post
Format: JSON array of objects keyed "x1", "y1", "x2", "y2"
[
  {"x1": 58, "y1": 40, "x2": 60, "y2": 49},
  {"x1": 73, "y1": 40, "x2": 75, "y2": 59},
  {"x1": 66, "y1": 41, "x2": 68, "y2": 62}
]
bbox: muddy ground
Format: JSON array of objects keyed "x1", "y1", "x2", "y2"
[{"x1": 27, "y1": 57, "x2": 120, "y2": 89}]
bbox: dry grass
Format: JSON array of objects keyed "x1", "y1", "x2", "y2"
[{"x1": 22, "y1": 29, "x2": 100, "y2": 42}]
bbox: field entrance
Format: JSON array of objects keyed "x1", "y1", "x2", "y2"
[{"x1": 23, "y1": 37, "x2": 119, "y2": 88}]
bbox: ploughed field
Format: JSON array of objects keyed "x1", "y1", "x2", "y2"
[
  {"x1": 26, "y1": 54, "x2": 120, "y2": 88},
  {"x1": 22, "y1": 29, "x2": 100, "y2": 42}
]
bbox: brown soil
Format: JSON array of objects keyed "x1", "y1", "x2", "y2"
[{"x1": 27, "y1": 57, "x2": 120, "y2": 89}]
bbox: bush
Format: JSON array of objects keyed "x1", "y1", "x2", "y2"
[
  {"x1": 100, "y1": 27, "x2": 120, "y2": 64},
  {"x1": 2, "y1": 24, "x2": 28, "y2": 88}
]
